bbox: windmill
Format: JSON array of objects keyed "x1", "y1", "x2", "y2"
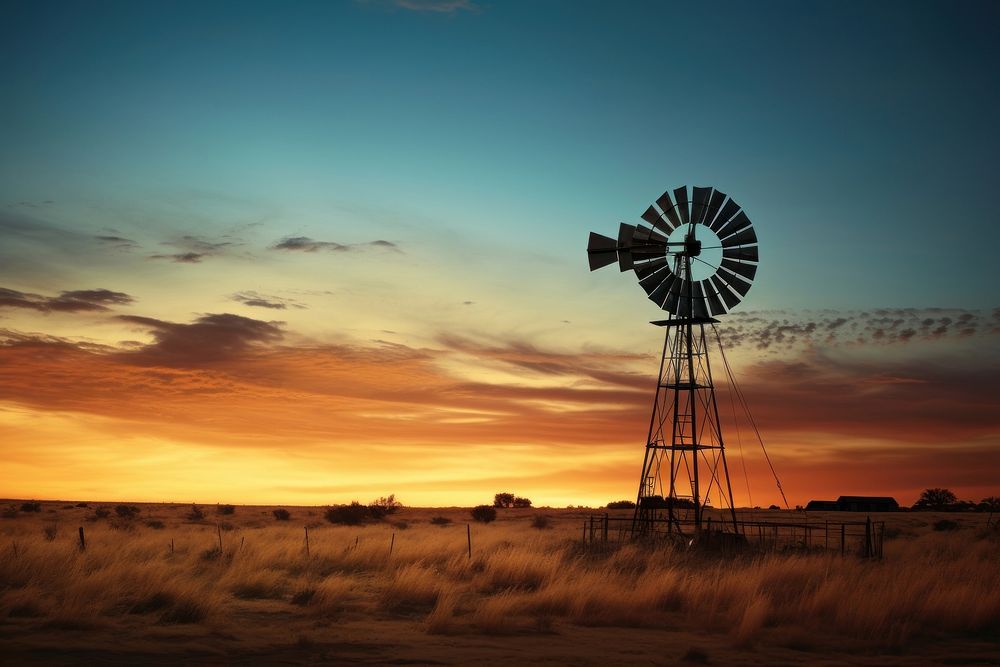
[{"x1": 587, "y1": 186, "x2": 758, "y2": 537}]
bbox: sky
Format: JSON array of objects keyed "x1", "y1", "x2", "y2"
[{"x1": 1, "y1": 0, "x2": 998, "y2": 508}]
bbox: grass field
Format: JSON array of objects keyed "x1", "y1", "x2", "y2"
[{"x1": 1, "y1": 501, "x2": 998, "y2": 665}]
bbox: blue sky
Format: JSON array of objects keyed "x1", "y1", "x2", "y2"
[{"x1": 3, "y1": 0, "x2": 999, "y2": 315}]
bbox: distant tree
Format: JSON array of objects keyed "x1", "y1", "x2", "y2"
[
  {"x1": 471, "y1": 505, "x2": 497, "y2": 523},
  {"x1": 512, "y1": 496, "x2": 532, "y2": 508},
  {"x1": 978, "y1": 496, "x2": 1000, "y2": 513},
  {"x1": 326, "y1": 502, "x2": 369, "y2": 526},
  {"x1": 768, "y1": 504, "x2": 781, "y2": 510},
  {"x1": 913, "y1": 488, "x2": 958, "y2": 511},
  {"x1": 272, "y1": 508, "x2": 291, "y2": 521},
  {"x1": 216, "y1": 504, "x2": 236, "y2": 515},
  {"x1": 605, "y1": 500, "x2": 636, "y2": 510},
  {"x1": 20, "y1": 501, "x2": 41, "y2": 513},
  {"x1": 368, "y1": 494, "x2": 402, "y2": 519},
  {"x1": 493, "y1": 493, "x2": 515, "y2": 508}
]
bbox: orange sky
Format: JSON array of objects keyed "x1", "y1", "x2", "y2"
[{"x1": 1, "y1": 302, "x2": 997, "y2": 507}]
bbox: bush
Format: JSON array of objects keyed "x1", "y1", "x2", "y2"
[
  {"x1": 494, "y1": 493, "x2": 515, "y2": 508},
  {"x1": 326, "y1": 502, "x2": 369, "y2": 526},
  {"x1": 115, "y1": 505, "x2": 140, "y2": 519},
  {"x1": 605, "y1": 500, "x2": 636, "y2": 510},
  {"x1": 146, "y1": 520, "x2": 165, "y2": 530},
  {"x1": 93, "y1": 506, "x2": 110, "y2": 519},
  {"x1": 42, "y1": 525, "x2": 58, "y2": 541},
  {"x1": 933, "y1": 519, "x2": 960, "y2": 532},
  {"x1": 368, "y1": 494, "x2": 402, "y2": 520},
  {"x1": 20, "y1": 502, "x2": 42, "y2": 513},
  {"x1": 187, "y1": 504, "x2": 205, "y2": 521},
  {"x1": 471, "y1": 505, "x2": 497, "y2": 523},
  {"x1": 513, "y1": 497, "x2": 532, "y2": 508},
  {"x1": 430, "y1": 516, "x2": 452, "y2": 526},
  {"x1": 769, "y1": 504, "x2": 781, "y2": 510},
  {"x1": 216, "y1": 504, "x2": 235, "y2": 515},
  {"x1": 75, "y1": 502, "x2": 89, "y2": 508},
  {"x1": 272, "y1": 508, "x2": 291, "y2": 521},
  {"x1": 530, "y1": 514, "x2": 551, "y2": 529}
]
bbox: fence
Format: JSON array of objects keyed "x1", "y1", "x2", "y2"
[{"x1": 582, "y1": 513, "x2": 884, "y2": 559}]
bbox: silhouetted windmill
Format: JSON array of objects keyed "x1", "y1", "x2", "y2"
[{"x1": 587, "y1": 186, "x2": 759, "y2": 536}]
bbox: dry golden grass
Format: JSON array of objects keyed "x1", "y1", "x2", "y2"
[{"x1": 1, "y1": 502, "x2": 998, "y2": 664}]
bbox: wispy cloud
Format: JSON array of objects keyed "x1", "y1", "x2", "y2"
[
  {"x1": 271, "y1": 236, "x2": 400, "y2": 253},
  {"x1": 149, "y1": 235, "x2": 239, "y2": 263},
  {"x1": 0, "y1": 287, "x2": 133, "y2": 313},
  {"x1": 359, "y1": 0, "x2": 477, "y2": 14},
  {"x1": 230, "y1": 291, "x2": 305, "y2": 310},
  {"x1": 95, "y1": 235, "x2": 139, "y2": 250}
]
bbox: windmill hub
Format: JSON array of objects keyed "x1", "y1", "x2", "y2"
[{"x1": 586, "y1": 185, "x2": 760, "y2": 537}]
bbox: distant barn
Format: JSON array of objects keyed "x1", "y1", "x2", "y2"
[{"x1": 805, "y1": 496, "x2": 899, "y2": 512}]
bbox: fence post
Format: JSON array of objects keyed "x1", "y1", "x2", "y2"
[
  {"x1": 466, "y1": 524, "x2": 472, "y2": 559},
  {"x1": 78, "y1": 526, "x2": 86, "y2": 551},
  {"x1": 864, "y1": 516, "x2": 872, "y2": 558},
  {"x1": 389, "y1": 532, "x2": 395, "y2": 557},
  {"x1": 170, "y1": 538, "x2": 174, "y2": 554},
  {"x1": 603, "y1": 513, "x2": 609, "y2": 542},
  {"x1": 217, "y1": 524, "x2": 223, "y2": 551},
  {"x1": 304, "y1": 526, "x2": 310, "y2": 557},
  {"x1": 581, "y1": 521, "x2": 586, "y2": 545},
  {"x1": 840, "y1": 523, "x2": 845, "y2": 555}
]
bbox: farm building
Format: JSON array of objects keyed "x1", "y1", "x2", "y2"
[{"x1": 805, "y1": 496, "x2": 899, "y2": 512}]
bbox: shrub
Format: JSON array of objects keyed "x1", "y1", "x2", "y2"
[
  {"x1": 42, "y1": 525, "x2": 58, "y2": 541},
  {"x1": 605, "y1": 500, "x2": 636, "y2": 510},
  {"x1": 471, "y1": 505, "x2": 497, "y2": 523},
  {"x1": 146, "y1": 520, "x2": 166, "y2": 530},
  {"x1": 513, "y1": 496, "x2": 532, "y2": 508},
  {"x1": 115, "y1": 505, "x2": 140, "y2": 519},
  {"x1": 1, "y1": 506, "x2": 17, "y2": 519},
  {"x1": 769, "y1": 504, "x2": 781, "y2": 510},
  {"x1": 216, "y1": 504, "x2": 235, "y2": 515},
  {"x1": 187, "y1": 504, "x2": 205, "y2": 521},
  {"x1": 93, "y1": 506, "x2": 110, "y2": 519},
  {"x1": 20, "y1": 502, "x2": 42, "y2": 513},
  {"x1": 933, "y1": 519, "x2": 960, "y2": 532},
  {"x1": 75, "y1": 502, "x2": 89, "y2": 508},
  {"x1": 368, "y1": 494, "x2": 402, "y2": 519},
  {"x1": 272, "y1": 508, "x2": 291, "y2": 521},
  {"x1": 530, "y1": 514, "x2": 551, "y2": 529},
  {"x1": 430, "y1": 516, "x2": 452, "y2": 526},
  {"x1": 326, "y1": 502, "x2": 369, "y2": 526},
  {"x1": 494, "y1": 493, "x2": 515, "y2": 508}
]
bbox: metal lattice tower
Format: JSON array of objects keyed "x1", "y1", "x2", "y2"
[{"x1": 586, "y1": 185, "x2": 758, "y2": 537}]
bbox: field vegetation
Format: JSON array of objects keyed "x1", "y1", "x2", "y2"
[{"x1": 1, "y1": 502, "x2": 998, "y2": 664}]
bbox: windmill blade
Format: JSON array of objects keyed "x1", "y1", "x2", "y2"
[
  {"x1": 722, "y1": 245, "x2": 759, "y2": 262},
  {"x1": 711, "y1": 275, "x2": 743, "y2": 309},
  {"x1": 693, "y1": 295, "x2": 709, "y2": 319},
  {"x1": 618, "y1": 223, "x2": 636, "y2": 247},
  {"x1": 634, "y1": 256, "x2": 668, "y2": 279},
  {"x1": 721, "y1": 225, "x2": 757, "y2": 248},
  {"x1": 709, "y1": 198, "x2": 741, "y2": 232},
  {"x1": 640, "y1": 267, "x2": 673, "y2": 294},
  {"x1": 648, "y1": 273, "x2": 677, "y2": 306},
  {"x1": 705, "y1": 190, "x2": 726, "y2": 227},
  {"x1": 702, "y1": 280, "x2": 727, "y2": 315},
  {"x1": 691, "y1": 187, "x2": 712, "y2": 225},
  {"x1": 721, "y1": 258, "x2": 757, "y2": 282},
  {"x1": 663, "y1": 290, "x2": 679, "y2": 314},
  {"x1": 656, "y1": 191, "x2": 681, "y2": 229},
  {"x1": 718, "y1": 265, "x2": 754, "y2": 294},
  {"x1": 617, "y1": 248, "x2": 634, "y2": 271},
  {"x1": 640, "y1": 205, "x2": 673, "y2": 236},
  {"x1": 587, "y1": 232, "x2": 618, "y2": 271},
  {"x1": 631, "y1": 245, "x2": 667, "y2": 262},
  {"x1": 632, "y1": 223, "x2": 668, "y2": 245},
  {"x1": 716, "y1": 211, "x2": 752, "y2": 241},
  {"x1": 673, "y1": 186, "x2": 690, "y2": 225}
]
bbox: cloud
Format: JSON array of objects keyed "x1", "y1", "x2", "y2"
[
  {"x1": 95, "y1": 235, "x2": 139, "y2": 250},
  {"x1": 148, "y1": 252, "x2": 205, "y2": 263},
  {"x1": 148, "y1": 235, "x2": 237, "y2": 263},
  {"x1": 117, "y1": 313, "x2": 284, "y2": 366},
  {"x1": 0, "y1": 287, "x2": 133, "y2": 313},
  {"x1": 230, "y1": 291, "x2": 305, "y2": 310},
  {"x1": 271, "y1": 236, "x2": 400, "y2": 253},
  {"x1": 717, "y1": 308, "x2": 997, "y2": 352}
]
